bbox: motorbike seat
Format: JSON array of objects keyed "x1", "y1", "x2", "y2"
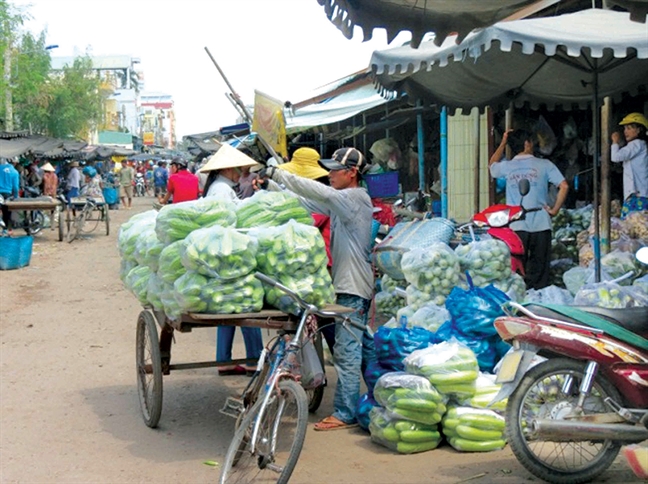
[{"x1": 578, "y1": 307, "x2": 648, "y2": 339}]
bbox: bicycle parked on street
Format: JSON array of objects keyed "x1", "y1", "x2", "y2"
[
  {"x1": 219, "y1": 272, "x2": 362, "y2": 484},
  {"x1": 66, "y1": 195, "x2": 110, "y2": 243}
]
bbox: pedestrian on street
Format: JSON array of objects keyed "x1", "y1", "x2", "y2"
[
  {"x1": 255, "y1": 147, "x2": 377, "y2": 431},
  {"x1": 66, "y1": 161, "x2": 81, "y2": 203},
  {"x1": 41, "y1": 162, "x2": 58, "y2": 197},
  {"x1": 489, "y1": 129, "x2": 569, "y2": 290},
  {"x1": 158, "y1": 157, "x2": 200, "y2": 204},
  {"x1": 0, "y1": 158, "x2": 20, "y2": 230},
  {"x1": 199, "y1": 144, "x2": 264, "y2": 376},
  {"x1": 119, "y1": 161, "x2": 135, "y2": 209},
  {"x1": 611, "y1": 112, "x2": 648, "y2": 216},
  {"x1": 153, "y1": 161, "x2": 168, "y2": 197}
]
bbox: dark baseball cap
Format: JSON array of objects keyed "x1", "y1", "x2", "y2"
[
  {"x1": 170, "y1": 157, "x2": 187, "y2": 168},
  {"x1": 319, "y1": 147, "x2": 368, "y2": 174}
]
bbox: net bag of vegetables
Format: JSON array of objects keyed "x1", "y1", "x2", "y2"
[
  {"x1": 182, "y1": 225, "x2": 258, "y2": 279},
  {"x1": 155, "y1": 198, "x2": 237, "y2": 244},
  {"x1": 369, "y1": 407, "x2": 442, "y2": 454},
  {"x1": 454, "y1": 239, "x2": 512, "y2": 285}
]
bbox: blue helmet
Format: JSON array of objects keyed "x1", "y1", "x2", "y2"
[{"x1": 82, "y1": 166, "x2": 97, "y2": 178}]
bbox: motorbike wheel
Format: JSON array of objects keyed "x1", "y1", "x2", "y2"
[
  {"x1": 506, "y1": 358, "x2": 622, "y2": 484},
  {"x1": 26, "y1": 210, "x2": 45, "y2": 235}
]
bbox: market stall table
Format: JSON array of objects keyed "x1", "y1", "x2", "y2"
[{"x1": 3, "y1": 196, "x2": 65, "y2": 240}]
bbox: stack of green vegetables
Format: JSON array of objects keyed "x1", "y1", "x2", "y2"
[
  {"x1": 404, "y1": 341, "x2": 479, "y2": 399},
  {"x1": 455, "y1": 373, "x2": 507, "y2": 412},
  {"x1": 156, "y1": 240, "x2": 188, "y2": 318},
  {"x1": 401, "y1": 243, "x2": 461, "y2": 307},
  {"x1": 236, "y1": 191, "x2": 313, "y2": 229},
  {"x1": 369, "y1": 407, "x2": 443, "y2": 454},
  {"x1": 492, "y1": 273, "x2": 527, "y2": 302},
  {"x1": 155, "y1": 198, "x2": 237, "y2": 244},
  {"x1": 441, "y1": 405, "x2": 506, "y2": 452},
  {"x1": 133, "y1": 228, "x2": 165, "y2": 272},
  {"x1": 375, "y1": 290, "x2": 402, "y2": 316},
  {"x1": 455, "y1": 239, "x2": 512, "y2": 287},
  {"x1": 373, "y1": 373, "x2": 448, "y2": 426},
  {"x1": 386, "y1": 302, "x2": 449, "y2": 333},
  {"x1": 118, "y1": 211, "x2": 158, "y2": 302},
  {"x1": 250, "y1": 220, "x2": 334, "y2": 312}
]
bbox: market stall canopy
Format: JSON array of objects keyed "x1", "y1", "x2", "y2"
[
  {"x1": 285, "y1": 70, "x2": 388, "y2": 133},
  {"x1": 317, "y1": 0, "x2": 648, "y2": 48},
  {"x1": 370, "y1": 8, "x2": 648, "y2": 112},
  {"x1": 0, "y1": 135, "x2": 87, "y2": 159},
  {"x1": 317, "y1": 0, "x2": 557, "y2": 47}
]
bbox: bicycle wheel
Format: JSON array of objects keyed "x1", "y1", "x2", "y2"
[
  {"x1": 80, "y1": 206, "x2": 100, "y2": 234},
  {"x1": 220, "y1": 379, "x2": 308, "y2": 484},
  {"x1": 57, "y1": 208, "x2": 64, "y2": 241},
  {"x1": 136, "y1": 311, "x2": 163, "y2": 428}
]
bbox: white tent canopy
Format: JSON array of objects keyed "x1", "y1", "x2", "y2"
[{"x1": 371, "y1": 9, "x2": 648, "y2": 112}]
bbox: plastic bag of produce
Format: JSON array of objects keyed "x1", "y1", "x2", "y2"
[
  {"x1": 405, "y1": 284, "x2": 447, "y2": 309},
  {"x1": 549, "y1": 258, "x2": 576, "y2": 288},
  {"x1": 155, "y1": 198, "x2": 237, "y2": 244},
  {"x1": 401, "y1": 242, "x2": 460, "y2": 295},
  {"x1": 125, "y1": 265, "x2": 151, "y2": 305},
  {"x1": 133, "y1": 228, "x2": 165, "y2": 272},
  {"x1": 364, "y1": 359, "x2": 393, "y2": 395},
  {"x1": 159, "y1": 281, "x2": 182, "y2": 320},
  {"x1": 563, "y1": 264, "x2": 613, "y2": 296},
  {"x1": 264, "y1": 265, "x2": 335, "y2": 314},
  {"x1": 622, "y1": 211, "x2": 648, "y2": 239},
  {"x1": 374, "y1": 324, "x2": 438, "y2": 371},
  {"x1": 634, "y1": 275, "x2": 648, "y2": 294},
  {"x1": 442, "y1": 405, "x2": 506, "y2": 452},
  {"x1": 455, "y1": 239, "x2": 512, "y2": 283},
  {"x1": 356, "y1": 393, "x2": 379, "y2": 431},
  {"x1": 381, "y1": 274, "x2": 404, "y2": 293},
  {"x1": 492, "y1": 273, "x2": 527, "y2": 302},
  {"x1": 525, "y1": 285, "x2": 574, "y2": 305},
  {"x1": 251, "y1": 220, "x2": 327, "y2": 275},
  {"x1": 146, "y1": 271, "x2": 164, "y2": 311},
  {"x1": 299, "y1": 337, "x2": 324, "y2": 389},
  {"x1": 455, "y1": 373, "x2": 507, "y2": 413},
  {"x1": 409, "y1": 303, "x2": 449, "y2": 333},
  {"x1": 567, "y1": 204, "x2": 593, "y2": 231},
  {"x1": 601, "y1": 249, "x2": 641, "y2": 282},
  {"x1": 120, "y1": 258, "x2": 138, "y2": 283},
  {"x1": 453, "y1": 333, "x2": 500, "y2": 373},
  {"x1": 445, "y1": 282, "x2": 509, "y2": 338},
  {"x1": 158, "y1": 240, "x2": 187, "y2": 284},
  {"x1": 236, "y1": 190, "x2": 313, "y2": 229},
  {"x1": 574, "y1": 277, "x2": 648, "y2": 308},
  {"x1": 375, "y1": 290, "x2": 401, "y2": 317},
  {"x1": 369, "y1": 407, "x2": 442, "y2": 454},
  {"x1": 404, "y1": 341, "x2": 479, "y2": 398},
  {"x1": 118, "y1": 210, "x2": 157, "y2": 260},
  {"x1": 374, "y1": 372, "x2": 448, "y2": 425},
  {"x1": 174, "y1": 271, "x2": 264, "y2": 314},
  {"x1": 182, "y1": 225, "x2": 257, "y2": 279},
  {"x1": 610, "y1": 234, "x2": 644, "y2": 255}
]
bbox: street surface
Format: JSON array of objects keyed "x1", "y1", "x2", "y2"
[{"x1": 0, "y1": 196, "x2": 642, "y2": 483}]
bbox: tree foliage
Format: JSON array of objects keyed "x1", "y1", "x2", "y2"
[{"x1": 1, "y1": 0, "x2": 106, "y2": 137}]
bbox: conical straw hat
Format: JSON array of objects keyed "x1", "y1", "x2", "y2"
[{"x1": 199, "y1": 144, "x2": 262, "y2": 173}]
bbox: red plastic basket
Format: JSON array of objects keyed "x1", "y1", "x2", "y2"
[{"x1": 365, "y1": 171, "x2": 399, "y2": 198}]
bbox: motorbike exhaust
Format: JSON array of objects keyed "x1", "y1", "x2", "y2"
[{"x1": 532, "y1": 419, "x2": 648, "y2": 443}]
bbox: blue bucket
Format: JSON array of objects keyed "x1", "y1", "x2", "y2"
[{"x1": 0, "y1": 235, "x2": 34, "y2": 270}]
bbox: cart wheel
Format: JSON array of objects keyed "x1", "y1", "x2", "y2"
[
  {"x1": 104, "y1": 205, "x2": 110, "y2": 236},
  {"x1": 57, "y1": 208, "x2": 65, "y2": 242},
  {"x1": 136, "y1": 310, "x2": 163, "y2": 428}
]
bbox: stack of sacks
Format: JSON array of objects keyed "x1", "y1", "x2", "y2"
[
  {"x1": 441, "y1": 405, "x2": 506, "y2": 452},
  {"x1": 133, "y1": 228, "x2": 166, "y2": 311},
  {"x1": 174, "y1": 225, "x2": 264, "y2": 315},
  {"x1": 157, "y1": 240, "x2": 188, "y2": 318},
  {"x1": 236, "y1": 190, "x2": 313, "y2": 228},
  {"x1": 155, "y1": 198, "x2": 237, "y2": 244},
  {"x1": 250, "y1": 220, "x2": 334, "y2": 313},
  {"x1": 118, "y1": 210, "x2": 158, "y2": 304},
  {"x1": 375, "y1": 274, "x2": 406, "y2": 317},
  {"x1": 400, "y1": 242, "x2": 461, "y2": 307},
  {"x1": 369, "y1": 373, "x2": 446, "y2": 454}
]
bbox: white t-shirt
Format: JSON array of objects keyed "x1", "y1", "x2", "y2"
[
  {"x1": 611, "y1": 139, "x2": 648, "y2": 199},
  {"x1": 204, "y1": 175, "x2": 239, "y2": 203}
]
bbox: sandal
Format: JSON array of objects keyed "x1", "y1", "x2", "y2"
[
  {"x1": 313, "y1": 415, "x2": 358, "y2": 431},
  {"x1": 218, "y1": 365, "x2": 247, "y2": 376}
]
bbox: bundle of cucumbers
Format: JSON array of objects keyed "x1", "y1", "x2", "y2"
[
  {"x1": 236, "y1": 191, "x2": 313, "y2": 229},
  {"x1": 441, "y1": 405, "x2": 506, "y2": 452},
  {"x1": 369, "y1": 407, "x2": 442, "y2": 454},
  {"x1": 155, "y1": 198, "x2": 237, "y2": 244}
]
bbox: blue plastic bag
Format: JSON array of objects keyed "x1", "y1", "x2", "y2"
[
  {"x1": 364, "y1": 359, "x2": 393, "y2": 394},
  {"x1": 356, "y1": 392, "x2": 379, "y2": 431},
  {"x1": 445, "y1": 279, "x2": 509, "y2": 337},
  {"x1": 374, "y1": 323, "x2": 438, "y2": 371}
]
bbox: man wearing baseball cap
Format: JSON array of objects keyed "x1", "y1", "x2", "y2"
[
  {"x1": 258, "y1": 146, "x2": 376, "y2": 431},
  {"x1": 159, "y1": 157, "x2": 200, "y2": 205}
]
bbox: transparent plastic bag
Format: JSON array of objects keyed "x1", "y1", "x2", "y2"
[
  {"x1": 574, "y1": 275, "x2": 648, "y2": 308},
  {"x1": 442, "y1": 405, "x2": 506, "y2": 452},
  {"x1": 524, "y1": 285, "x2": 574, "y2": 305},
  {"x1": 374, "y1": 372, "x2": 448, "y2": 424},
  {"x1": 133, "y1": 228, "x2": 165, "y2": 272},
  {"x1": 601, "y1": 249, "x2": 640, "y2": 282},
  {"x1": 633, "y1": 274, "x2": 648, "y2": 294},
  {"x1": 182, "y1": 225, "x2": 258, "y2": 279},
  {"x1": 455, "y1": 239, "x2": 512, "y2": 283},
  {"x1": 369, "y1": 407, "x2": 442, "y2": 454},
  {"x1": 492, "y1": 273, "x2": 527, "y2": 302},
  {"x1": 158, "y1": 240, "x2": 188, "y2": 285},
  {"x1": 409, "y1": 303, "x2": 450, "y2": 333},
  {"x1": 623, "y1": 211, "x2": 648, "y2": 239},
  {"x1": 401, "y1": 242, "x2": 460, "y2": 295},
  {"x1": 125, "y1": 265, "x2": 151, "y2": 305},
  {"x1": 299, "y1": 338, "x2": 324, "y2": 389},
  {"x1": 155, "y1": 198, "x2": 237, "y2": 244},
  {"x1": 375, "y1": 290, "x2": 401, "y2": 317},
  {"x1": 264, "y1": 265, "x2": 335, "y2": 314},
  {"x1": 236, "y1": 190, "x2": 313, "y2": 229},
  {"x1": 454, "y1": 373, "x2": 507, "y2": 413},
  {"x1": 364, "y1": 359, "x2": 393, "y2": 395},
  {"x1": 381, "y1": 274, "x2": 404, "y2": 293},
  {"x1": 403, "y1": 341, "x2": 479, "y2": 398},
  {"x1": 146, "y1": 271, "x2": 164, "y2": 311},
  {"x1": 118, "y1": 210, "x2": 157, "y2": 260},
  {"x1": 406, "y1": 284, "x2": 447, "y2": 309}
]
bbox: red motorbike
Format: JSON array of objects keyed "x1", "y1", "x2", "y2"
[{"x1": 492, "y1": 250, "x2": 648, "y2": 484}]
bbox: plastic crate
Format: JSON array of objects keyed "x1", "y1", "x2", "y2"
[
  {"x1": 0, "y1": 235, "x2": 34, "y2": 270},
  {"x1": 365, "y1": 171, "x2": 399, "y2": 198}
]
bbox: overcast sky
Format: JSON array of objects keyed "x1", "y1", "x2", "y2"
[{"x1": 13, "y1": 0, "x2": 408, "y2": 138}]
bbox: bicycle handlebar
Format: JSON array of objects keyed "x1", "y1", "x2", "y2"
[{"x1": 254, "y1": 272, "x2": 364, "y2": 331}]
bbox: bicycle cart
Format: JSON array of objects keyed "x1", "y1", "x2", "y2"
[
  {"x1": 3, "y1": 196, "x2": 65, "y2": 240},
  {"x1": 136, "y1": 302, "x2": 351, "y2": 429},
  {"x1": 66, "y1": 196, "x2": 110, "y2": 242}
]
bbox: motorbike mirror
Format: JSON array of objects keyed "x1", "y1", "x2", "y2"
[
  {"x1": 518, "y1": 179, "x2": 530, "y2": 197},
  {"x1": 393, "y1": 199, "x2": 403, "y2": 208},
  {"x1": 636, "y1": 247, "x2": 648, "y2": 265}
]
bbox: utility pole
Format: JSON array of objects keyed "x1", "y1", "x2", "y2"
[{"x1": 3, "y1": 36, "x2": 13, "y2": 132}]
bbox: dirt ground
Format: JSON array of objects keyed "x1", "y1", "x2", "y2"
[{"x1": 0, "y1": 196, "x2": 642, "y2": 484}]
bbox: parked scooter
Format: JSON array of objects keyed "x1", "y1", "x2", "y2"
[
  {"x1": 492, "y1": 247, "x2": 648, "y2": 483},
  {"x1": 0, "y1": 186, "x2": 46, "y2": 235},
  {"x1": 134, "y1": 172, "x2": 146, "y2": 197}
]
